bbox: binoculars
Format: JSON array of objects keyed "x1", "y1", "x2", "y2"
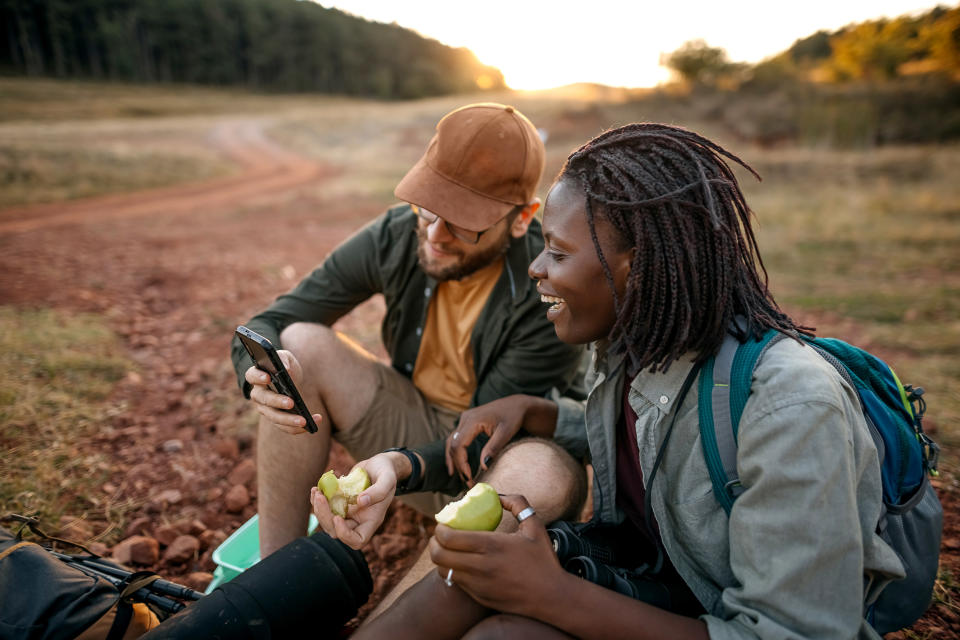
[{"x1": 546, "y1": 520, "x2": 672, "y2": 609}]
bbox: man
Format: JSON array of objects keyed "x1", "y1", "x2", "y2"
[{"x1": 231, "y1": 103, "x2": 586, "y2": 558}]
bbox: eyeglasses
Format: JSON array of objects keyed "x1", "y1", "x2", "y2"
[{"x1": 412, "y1": 204, "x2": 522, "y2": 245}]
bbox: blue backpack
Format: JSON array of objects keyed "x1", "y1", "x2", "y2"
[{"x1": 699, "y1": 329, "x2": 942, "y2": 634}]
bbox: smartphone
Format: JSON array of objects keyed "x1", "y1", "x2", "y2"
[{"x1": 235, "y1": 325, "x2": 319, "y2": 433}]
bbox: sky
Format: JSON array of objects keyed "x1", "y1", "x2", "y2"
[{"x1": 322, "y1": 0, "x2": 947, "y2": 90}]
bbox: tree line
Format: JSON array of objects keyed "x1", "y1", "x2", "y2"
[
  {"x1": 0, "y1": 0, "x2": 505, "y2": 98},
  {"x1": 663, "y1": 4, "x2": 959, "y2": 89},
  {"x1": 657, "y1": 5, "x2": 960, "y2": 146}
]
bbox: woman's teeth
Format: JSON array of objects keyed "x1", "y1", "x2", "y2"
[{"x1": 541, "y1": 294, "x2": 565, "y2": 308}]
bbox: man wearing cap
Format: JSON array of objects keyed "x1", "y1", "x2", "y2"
[{"x1": 231, "y1": 103, "x2": 586, "y2": 558}]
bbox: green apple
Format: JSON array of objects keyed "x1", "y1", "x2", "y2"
[
  {"x1": 317, "y1": 467, "x2": 371, "y2": 517},
  {"x1": 434, "y1": 482, "x2": 503, "y2": 531}
]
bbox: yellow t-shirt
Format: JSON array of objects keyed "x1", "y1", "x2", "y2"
[{"x1": 413, "y1": 260, "x2": 504, "y2": 412}]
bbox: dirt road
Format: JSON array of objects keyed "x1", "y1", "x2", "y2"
[{"x1": 0, "y1": 119, "x2": 331, "y2": 234}]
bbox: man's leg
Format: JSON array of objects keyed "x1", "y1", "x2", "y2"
[
  {"x1": 257, "y1": 322, "x2": 383, "y2": 558},
  {"x1": 364, "y1": 438, "x2": 587, "y2": 620}
]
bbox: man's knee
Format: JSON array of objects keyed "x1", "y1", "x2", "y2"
[
  {"x1": 279, "y1": 322, "x2": 335, "y2": 357},
  {"x1": 485, "y1": 439, "x2": 587, "y2": 523}
]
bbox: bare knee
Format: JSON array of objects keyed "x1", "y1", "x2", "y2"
[
  {"x1": 463, "y1": 614, "x2": 575, "y2": 640},
  {"x1": 279, "y1": 322, "x2": 335, "y2": 358},
  {"x1": 485, "y1": 439, "x2": 587, "y2": 524}
]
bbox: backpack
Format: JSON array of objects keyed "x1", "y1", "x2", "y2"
[
  {"x1": 698, "y1": 329, "x2": 943, "y2": 635},
  {"x1": 0, "y1": 520, "x2": 196, "y2": 640}
]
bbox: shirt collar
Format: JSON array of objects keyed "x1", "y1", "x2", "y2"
[
  {"x1": 504, "y1": 219, "x2": 539, "y2": 306},
  {"x1": 629, "y1": 354, "x2": 699, "y2": 414}
]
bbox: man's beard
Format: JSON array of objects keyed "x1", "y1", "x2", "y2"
[{"x1": 416, "y1": 225, "x2": 512, "y2": 281}]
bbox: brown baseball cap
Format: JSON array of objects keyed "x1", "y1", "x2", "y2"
[{"x1": 394, "y1": 103, "x2": 545, "y2": 233}]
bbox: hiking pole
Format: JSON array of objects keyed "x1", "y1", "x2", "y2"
[
  {"x1": 50, "y1": 551, "x2": 187, "y2": 614},
  {"x1": 81, "y1": 556, "x2": 203, "y2": 601}
]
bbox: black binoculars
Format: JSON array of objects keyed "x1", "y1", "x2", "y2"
[{"x1": 546, "y1": 521, "x2": 671, "y2": 609}]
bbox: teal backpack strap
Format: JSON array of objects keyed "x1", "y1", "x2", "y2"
[{"x1": 699, "y1": 328, "x2": 786, "y2": 514}]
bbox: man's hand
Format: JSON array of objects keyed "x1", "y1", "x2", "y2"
[
  {"x1": 309, "y1": 453, "x2": 402, "y2": 549},
  {"x1": 244, "y1": 349, "x2": 321, "y2": 435},
  {"x1": 445, "y1": 395, "x2": 557, "y2": 485}
]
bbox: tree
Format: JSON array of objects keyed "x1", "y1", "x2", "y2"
[{"x1": 661, "y1": 39, "x2": 734, "y2": 87}]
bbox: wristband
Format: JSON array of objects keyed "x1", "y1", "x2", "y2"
[{"x1": 383, "y1": 447, "x2": 422, "y2": 495}]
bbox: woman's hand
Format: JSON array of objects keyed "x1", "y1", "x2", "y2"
[
  {"x1": 309, "y1": 453, "x2": 399, "y2": 549},
  {"x1": 428, "y1": 494, "x2": 568, "y2": 618},
  {"x1": 445, "y1": 395, "x2": 556, "y2": 486}
]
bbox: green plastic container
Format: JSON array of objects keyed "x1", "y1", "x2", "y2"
[{"x1": 205, "y1": 514, "x2": 318, "y2": 594}]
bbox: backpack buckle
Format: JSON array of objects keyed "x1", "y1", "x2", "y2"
[
  {"x1": 724, "y1": 479, "x2": 745, "y2": 499},
  {"x1": 919, "y1": 432, "x2": 940, "y2": 476}
]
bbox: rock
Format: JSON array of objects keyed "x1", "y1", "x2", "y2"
[
  {"x1": 225, "y1": 485, "x2": 250, "y2": 513},
  {"x1": 154, "y1": 524, "x2": 180, "y2": 547},
  {"x1": 88, "y1": 542, "x2": 109, "y2": 557},
  {"x1": 198, "y1": 548, "x2": 217, "y2": 572},
  {"x1": 57, "y1": 516, "x2": 93, "y2": 542},
  {"x1": 112, "y1": 536, "x2": 160, "y2": 565},
  {"x1": 176, "y1": 426, "x2": 197, "y2": 442},
  {"x1": 163, "y1": 535, "x2": 200, "y2": 564},
  {"x1": 227, "y1": 459, "x2": 256, "y2": 487},
  {"x1": 161, "y1": 439, "x2": 184, "y2": 453},
  {"x1": 199, "y1": 529, "x2": 226, "y2": 552},
  {"x1": 157, "y1": 489, "x2": 183, "y2": 505},
  {"x1": 183, "y1": 519, "x2": 208, "y2": 536},
  {"x1": 213, "y1": 438, "x2": 239, "y2": 459},
  {"x1": 181, "y1": 571, "x2": 214, "y2": 592}
]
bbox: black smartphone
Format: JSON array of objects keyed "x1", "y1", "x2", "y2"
[{"x1": 235, "y1": 325, "x2": 319, "y2": 433}]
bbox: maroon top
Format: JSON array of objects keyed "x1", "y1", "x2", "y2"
[
  {"x1": 616, "y1": 377, "x2": 661, "y2": 557},
  {"x1": 614, "y1": 376, "x2": 705, "y2": 615}
]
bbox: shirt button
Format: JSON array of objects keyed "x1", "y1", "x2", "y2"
[
  {"x1": 405, "y1": 363, "x2": 413, "y2": 372},
  {"x1": 659, "y1": 395, "x2": 669, "y2": 405},
  {"x1": 416, "y1": 327, "x2": 422, "y2": 336},
  {"x1": 424, "y1": 287, "x2": 431, "y2": 297}
]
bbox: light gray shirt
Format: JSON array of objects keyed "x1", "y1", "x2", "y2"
[{"x1": 555, "y1": 337, "x2": 905, "y2": 639}]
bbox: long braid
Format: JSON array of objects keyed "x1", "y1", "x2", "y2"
[{"x1": 559, "y1": 123, "x2": 812, "y2": 373}]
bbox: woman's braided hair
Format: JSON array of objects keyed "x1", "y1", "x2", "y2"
[{"x1": 559, "y1": 123, "x2": 811, "y2": 373}]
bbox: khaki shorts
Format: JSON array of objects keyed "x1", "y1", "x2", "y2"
[{"x1": 333, "y1": 361, "x2": 460, "y2": 515}]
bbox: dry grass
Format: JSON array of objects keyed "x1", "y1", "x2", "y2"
[
  {"x1": 0, "y1": 307, "x2": 135, "y2": 532},
  {"x1": 739, "y1": 144, "x2": 960, "y2": 455}
]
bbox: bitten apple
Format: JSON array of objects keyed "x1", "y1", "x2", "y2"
[
  {"x1": 435, "y1": 482, "x2": 503, "y2": 531},
  {"x1": 317, "y1": 467, "x2": 371, "y2": 517}
]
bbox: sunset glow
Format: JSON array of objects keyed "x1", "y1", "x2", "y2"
[{"x1": 325, "y1": 0, "x2": 944, "y2": 90}]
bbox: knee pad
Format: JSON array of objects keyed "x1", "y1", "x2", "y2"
[{"x1": 142, "y1": 531, "x2": 371, "y2": 639}]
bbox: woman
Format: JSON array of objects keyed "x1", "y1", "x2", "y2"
[{"x1": 330, "y1": 124, "x2": 904, "y2": 639}]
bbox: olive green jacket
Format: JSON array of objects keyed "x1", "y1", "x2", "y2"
[{"x1": 231, "y1": 203, "x2": 584, "y2": 421}]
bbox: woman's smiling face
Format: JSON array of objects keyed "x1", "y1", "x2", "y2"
[{"x1": 529, "y1": 179, "x2": 633, "y2": 345}]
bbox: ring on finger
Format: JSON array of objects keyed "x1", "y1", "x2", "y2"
[
  {"x1": 516, "y1": 506, "x2": 536, "y2": 523},
  {"x1": 444, "y1": 568, "x2": 454, "y2": 587},
  {"x1": 451, "y1": 431, "x2": 459, "y2": 441}
]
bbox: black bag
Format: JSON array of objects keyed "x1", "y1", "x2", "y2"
[{"x1": 0, "y1": 524, "x2": 168, "y2": 640}]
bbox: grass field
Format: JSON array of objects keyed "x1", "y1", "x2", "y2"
[
  {"x1": 0, "y1": 307, "x2": 134, "y2": 531},
  {"x1": 1, "y1": 77, "x2": 957, "y2": 564}
]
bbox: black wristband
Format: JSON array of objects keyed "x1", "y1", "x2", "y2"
[{"x1": 383, "y1": 447, "x2": 422, "y2": 495}]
